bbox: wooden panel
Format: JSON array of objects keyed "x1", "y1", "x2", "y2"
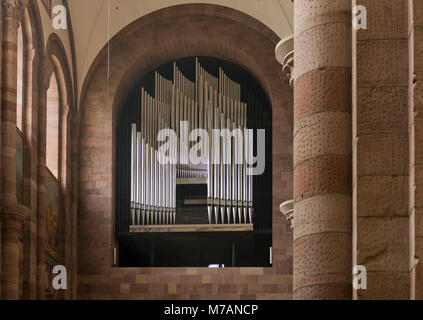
[
  {"x1": 177, "y1": 178, "x2": 207, "y2": 185},
  {"x1": 130, "y1": 224, "x2": 253, "y2": 233},
  {"x1": 184, "y1": 199, "x2": 208, "y2": 205}
]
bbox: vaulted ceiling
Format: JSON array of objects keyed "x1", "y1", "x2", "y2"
[{"x1": 65, "y1": 0, "x2": 294, "y2": 100}]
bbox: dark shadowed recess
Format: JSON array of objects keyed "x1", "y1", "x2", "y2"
[{"x1": 116, "y1": 57, "x2": 273, "y2": 267}]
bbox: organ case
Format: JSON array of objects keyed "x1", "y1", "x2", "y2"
[{"x1": 129, "y1": 59, "x2": 254, "y2": 232}]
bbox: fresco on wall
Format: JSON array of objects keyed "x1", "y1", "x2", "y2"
[
  {"x1": 16, "y1": 130, "x2": 24, "y2": 205},
  {"x1": 46, "y1": 171, "x2": 59, "y2": 260}
]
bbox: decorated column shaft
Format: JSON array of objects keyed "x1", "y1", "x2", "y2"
[
  {"x1": 292, "y1": 0, "x2": 352, "y2": 300},
  {"x1": 1, "y1": 0, "x2": 28, "y2": 300}
]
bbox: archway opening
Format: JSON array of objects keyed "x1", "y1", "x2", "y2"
[
  {"x1": 46, "y1": 72, "x2": 60, "y2": 179},
  {"x1": 17, "y1": 23, "x2": 24, "y2": 131},
  {"x1": 115, "y1": 56, "x2": 273, "y2": 267}
]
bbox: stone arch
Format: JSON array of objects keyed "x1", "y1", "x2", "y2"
[
  {"x1": 78, "y1": 3, "x2": 293, "y2": 299},
  {"x1": 18, "y1": 3, "x2": 44, "y2": 163},
  {"x1": 25, "y1": 1, "x2": 44, "y2": 52},
  {"x1": 37, "y1": 33, "x2": 75, "y2": 300},
  {"x1": 18, "y1": 0, "x2": 44, "y2": 137},
  {"x1": 45, "y1": 34, "x2": 74, "y2": 108},
  {"x1": 44, "y1": 34, "x2": 74, "y2": 187},
  {"x1": 18, "y1": 0, "x2": 45, "y2": 300}
]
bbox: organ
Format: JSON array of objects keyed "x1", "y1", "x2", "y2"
[{"x1": 129, "y1": 59, "x2": 254, "y2": 230}]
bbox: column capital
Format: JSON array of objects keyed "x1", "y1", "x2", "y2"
[
  {"x1": 280, "y1": 200, "x2": 294, "y2": 230},
  {"x1": 1, "y1": 203, "x2": 30, "y2": 230},
  {"x1": 62, "y1": 104, "x2": 71, "y2": 118},
  {"x1": 275, "y1": 35, "x2": 294, "y2": 87},
  {"x1": 1, "y1": 0, "x2": 28, "y2": 21},
  {"x1": 26, "y1": 47, "x2": 36, "y2": 60}
]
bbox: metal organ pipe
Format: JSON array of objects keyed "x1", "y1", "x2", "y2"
[{"x1": 131, "y1": 124, "x2": 137, "y2": 226}]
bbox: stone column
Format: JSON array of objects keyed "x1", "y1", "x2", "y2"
[
  {"x1": 353, "y1": 0, "x2": 410, "y2": 300},
  {"x1": 60, "y1": 104, "x2": 72, "y2": 300},
  {"x1": 292, "y1": 0, "x2": 352, "y2": 299},
  {"x1": 22, "y1": 48, "x2": 37, "y2": 300},
  {"x1": 36, "y1": 57, "x2": 57, "y2": 299},
  {"x1": 1, "y1": 205, "x2": 28, "y2": 299},
  {"x1": 1, "y1": 0, "x2": 28, "y2": 300},
  {"x1": 36, "y1": 80, "x2": 47, "y2": 300},
  {"x1": 410, "y1": 0, "x2": 423, "y2": 300},
  {"x1": 70, "y1": 110, "x2": 79, "y2": 299},
  {"x1": 0, "y1": 0, "x2": 3, "y2": 298}
]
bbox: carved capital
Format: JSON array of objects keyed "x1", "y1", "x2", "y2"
[
  {"x1": 275, "y1": 35, "x2": 294, "y2": 88},
  {"x1": 280, "y1": 200, "x2": 294, "y2": 230},
  {"x1": 1, "y1": 203, "x2": 30, "y2": 231},
  {"x1": 62, "y1": 104, "x2": 70, "y2": 118},
  {"x1": 2, "y1": 0, "x2": 28, "y2": 21}
]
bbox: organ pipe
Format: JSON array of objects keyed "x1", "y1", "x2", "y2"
[{"x1": 130, "y1": 59, "x2": 254, "y2": 226}]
